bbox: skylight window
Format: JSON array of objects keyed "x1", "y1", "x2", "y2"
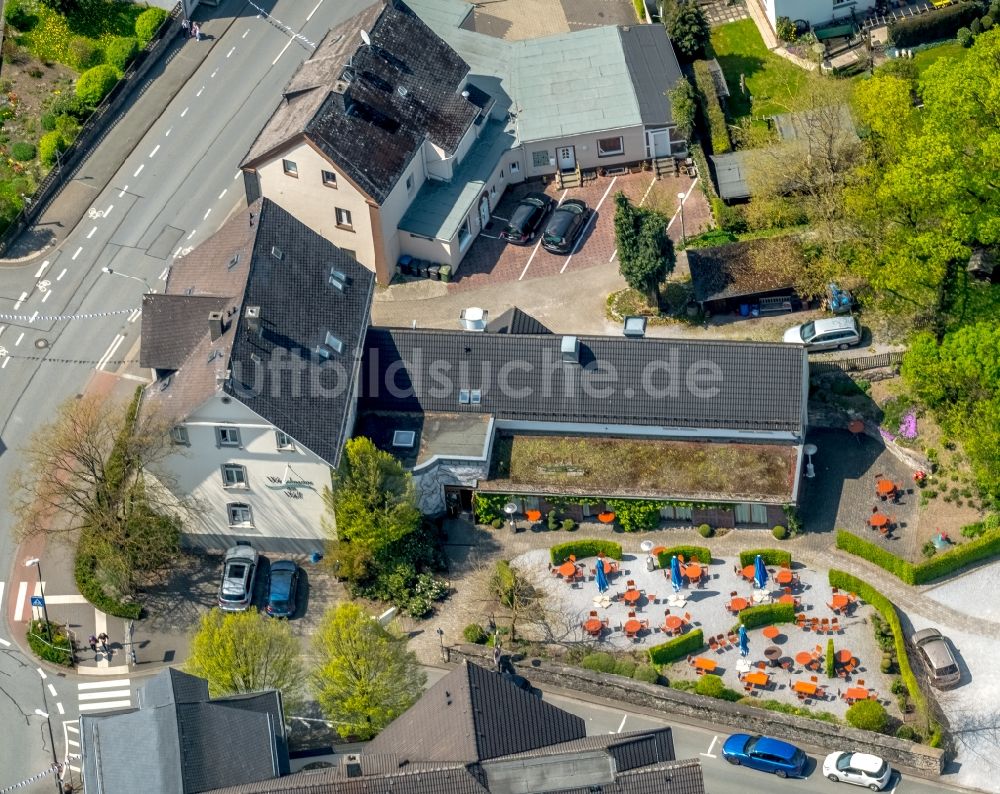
[
  {"x1": 271, "y1": 246, "x2": 283, "y2": 260},
  {"x1": 470, "y1": 389, "x2": 482, "y2": 404},
  {"x1": 324, "y1": 332, "x2": 344, "y2": 354},
  {"x1": 392, "y1": 430, "x2": 416, "y2": 448},
  {"x1": 228, "y1": 253, "x2": 241, "y2": 269},
  {"x1": 458, "y1": 389, "x2": 470, "y2": 404}
]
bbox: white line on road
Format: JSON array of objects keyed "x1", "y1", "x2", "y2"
[
  {"x1": 133, "y1": 164, "x2": 144, "y2": 177},
  {"x1": 218, "y1": 189, "x2": 227, "y2": 200},
  {"x1": 519, "y1": 189, "x2": 567, "y2": 281},
  {"x1": 234, "y1": 171, "x2": 241, "y2": 180},
  {"x1": 79, "y1": 689, "x2": 131, "y2": 701},
  {"x1": 616, "y1": 715, "x2": 627, "y2": 733},
  {"x1": 57, "y1": 268, "x2": 67, "y2": 281},
  {"x1": 181, "y1": 106, "x2": 189, "y2": 118},
  {"x1": 78, "y1": 679, "x2": 131, "y2": 690},
  {"x1": 243, "y1": 29, "x2": 250, "y2": 38},
  {"x1": 118, "y1": 185, "x2": 128, "y2": 197},
  {"x1": 41, "y1": 290, "x2": 52, "y2": 303},
  {"x1": 187, "y1": 229, "x2": 197, "y2": 240},
  {"x1": 14, "y1": 291, "x2": 27, "y2": 309},
  {"x1": 15, "y1": 332, "x2": 24, "y2": 346},
  {"x1": 227, "y1": 46, "x2": 235, "y2": 58},
  {"x1": 105, "y1": 204, "x2": 113, "y2": 216},
  {"x1": 560, "y1": 176, "x2": 616, "y2": 274},
  {"x1": 1, "y1": 357, "x2": 9, "y2": 369},
  {"x1": 149, "y1": 144, "x2": 160, "y2": 158},
  {"x1": 87, "y1": 226, "x2": 97, "y2": 238},
  {"x1": 211, "y1": 69, "x2": 218, "y2": 78},
  {"x1": 97, "y1": 334, "x2": 125, "y2": 371},
  {"x1": 36, "y1": 667, "x2": 47, "y2": 680},
  {"x1": 128, "y1": 308, "x2": 141, "y2": 323},
  {"x1": 639, "y1": 174, "x2": 657, "y2": 207},
  {"x1": 79, "y1": 700, "x2": 131, "y2": 712},
  {"x1": 34, "y1": 260, "x2": 49, "y2": 278},
  {"x1": 666, "y1": 177, "x2": 699, "y2": 231},
  {"x1": 29, "y1": 311, "x2": 38, "y2": 323},
  {"x1": 56, "y1": 703, "x2": 65, "y2": 715},
  {"x1": 0, "y1": 325, "x2": 4, "y2": 337},
  {"x1": 72, "y1": 247, "x2": 83, "y2": 260},
  {"x1": 700, "y1": 735, "x2": 719, "y2": 758},
  {"x1": 159, "y1": 267, "x2": 170, "y2": 280},
  {"x1": 165, "y1": 126, "x2": 172, "y2": 137},
  {"x1": 273, "y1": 38, "x2": 293, "y2": 65},
  {"x1": 307, "y1": 0, "x2": 324, "y2": 20},
  {"x1": 203, "y1": 208, "x2": 211, "y2": 220},
  {"x1": 0, "y1": 638, "x2": 9, "y2": 647},
  {"x1": 47, "y1": 684, "x2": 57, "y2": 697},
  {"x1": 196, "y1": 86, "x2": 205, "y2": 97}
]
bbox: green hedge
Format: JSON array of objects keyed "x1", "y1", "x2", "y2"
[
  {"x1": 836, "y1": 528, "x2": 1000, "y2": 585},
  {"x1": 649, "y1": 628, "x2": 705, "y2": 665},
  {"x1": 550, "y1": 539, "x2": 623, "y2": 565},
  {"x1": 735, "y1": 602, "x2": 796, "y2": 630},
  {"x1": 135, "y1": 7, "x2": 168, "y2": 46},
  {"x1": 473, "y1": 493, "x2": 513, "y2": 525},
  {"x1": 656, "y1": 545, "x2": 712, "y2": 569},
  {"x1": 27, "y1": 620, "x2": 73, "y2": 667},
  {"x1": 75, "y1": 545, "x2": 142, "y2": 619},
  {"x1": 829, "y1": 569, "x2": 938, "y2": 743},
  {"x1": 890, "y1": 3, "x2": 982, "y2": 47},
  {"x1": 75, "y1": 64, "x2": 120, "y2": 107},
  {"x1": 738, "y1": 549, "x2": 792, "y2": 568},
  {"x1": 692, "y1": 59, "x2": 731, "y2": 155}
]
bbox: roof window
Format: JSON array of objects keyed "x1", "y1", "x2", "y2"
[
  {"x1": 271, "y1": 246, "x2": 283, "y2": 260},
  {"x1": 228, "y1": 252, "x2": 241, "y2": 269},
  {"x1": 324, "y1": 331, "x2": 344, "y2": 354},
  {"x1": 470, "y1": 389, "x2": 482, "y2": 404},
  {"x1": 459, "y1": 389, "x2": 470, "y2": 404},
  {"x1": 392, "y1": 430, "x2": 416, "y2": 448}
]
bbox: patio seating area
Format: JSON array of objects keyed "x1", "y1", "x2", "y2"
[{"x1": 518, "y1": 544, "x2": 895, "y2": 719}]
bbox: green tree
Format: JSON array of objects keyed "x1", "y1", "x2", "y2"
[
  {"x1": 489, "y1": 560, "x2": 538, "y2": 641},
  {"x1": 311, "y1": 603, "x2": 425, "y2": 739},
  {"x1": 845, "y1": 699, "x2": 889, "y2": 733},
  {"x1": 667, "y1": 79, "x2": 697, "y2": 144},
  {"x1": 663, "y1": 1, "x2": 710, "y2": 61},
  {"x1": 75, "y1": 64, "x2": 119, "y2": 107},
  {"x1": 613, "y1": 192, "x2": 675, "y2": 306},
  {"x1": 39, "y1": 0, "x2": 78, "y2": 13},
  {"x1": 187, "y1": 610, "x2": 306, "y2": 709}
]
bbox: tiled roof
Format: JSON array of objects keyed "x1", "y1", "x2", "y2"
[
  {"x1": 361, "y1": 328, "x2": 806, "y2": 433},
  {"x1": 243, "y1": 0, "x2": 478, "y2": 204},
  {"x1": 687, "y1": 239, "x2": 802, "y2": 304},
  {"x1": 486, "y1": 307, "x2": 551, "y2": 335},
  {"x1": 207, "y1": 764, "x2": 489, "y2": 794},
  {"x1": 141, "y1": 295, "x2": 231, "y2": 371},
  {"x1": 366, "y1": 661, "x2": 586, "y2": 763},
  {"x1": 619, "y1": 25, "x2": 683, "y2": 127}
]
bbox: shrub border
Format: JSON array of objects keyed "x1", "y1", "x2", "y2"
[
  {"x1": 734, "y1": 601, "x2": 796, "y2": 630},
  {"x1": 738, "y1": 548, "x2": 792, "y2": 568},
  {"x1": 655, "y1": 545, "x2": 712, "y2": 569},
  {"x1": 648, "y1": 628, "x2": 705, "y2": 665},
  {"x1": 75, "y1": 543, "x2": 142, "y2": 620},
  {"x1": 26, "y1": 620, "x2": 74, "y2": 667},
  {"x1": 550, "y1": 539, "x2": 623, "y2": 566}
]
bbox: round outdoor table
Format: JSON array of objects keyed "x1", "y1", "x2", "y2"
[
  {"x1": 557, "y1": 561, "x2": 578, "y2": 578},
  {"x1": 775, "y1": 569, "x2": 794, "y2": 585},
  {"x1": 664, "y1": 615, "x2": 683, "y2": 633},
  {"x1": 869, "y1": 513, "x2": 890, "y2": 529},
  {"x1": 623, "y1": 619, "x2": 643, "y2": 636},
  {"x1": 764, "y1": 646, "x2": 782, "y2": 666},
  {"x1": 795, "y1": 651, "x2": 814, "y2": 667},
  {"x1": 762, "y1": 625, "x2": 780, "y2": 640},
  {"x1": 729, "y1": 597, "x2": 749, "y2": 612},
  {"x1": 598, "y1": 512, "x2": 616, "y2": 524},
  {"x1": 836, "y1": 649, "x2": 854, "y2": 665},
  {"x1": 741, "y1": 564, "x2": 756, "y2": 580},
  {"x1": 583, "y1": 619, "x2": 603, "y2": 635},
  {"x1": 684, "y1": 564, "x2": 702, "y2": 582},
  {"x1": 876, "y1": 479, "x2": 897, "y2": 497},
  {"x1": 623, "y1": 589, "x2": 642, "y2": 605},
  {"x1": 778, "y1": 594, "x2": 796, "y2": 606}
]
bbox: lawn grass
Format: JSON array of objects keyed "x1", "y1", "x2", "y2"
[
  {"x1": 710, "y1": 19, "x2": 813, "y2": 121},
  {"x1": 488, "y1": 434, "x2": 796, "y2": 500},
  {"x1": 911, "y1": 41, "x2": 969, "y2": 76},
  {"x1": 18, "y1": 0, "x2": 144, "y2": 65}
]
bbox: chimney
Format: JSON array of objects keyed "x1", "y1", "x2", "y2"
[
  {"x1": 208, "y1": 311, "x2": 225, "y2": 341},
  {"x1": 343, "y1": 754, "x2": 362, "y2": 778},
  {"x1": 245, "y1": 305, "x2": 261, "y2": 335},
  {"x1": 560, "y1": 335, "x2": 580, "y2": 364}
]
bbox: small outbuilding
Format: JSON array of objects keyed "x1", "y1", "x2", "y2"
[{"x1": 687, "y1": 238, "x2": 805, "y2": 316}]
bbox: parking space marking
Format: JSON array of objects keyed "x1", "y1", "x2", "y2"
[
  {"x1": 133, "y1": 164, "x2": 144, "y2": 177},
  {"x1": 666, "y1": 177, "x2": 699, "y2": 231},
  {"x1": 560, "y1": 176, "x2": 616, "y2": 274},
  {"x1": 700, "y1": 735, "x2": 719, "y2": 758},
  {"x1": 616, "y1": 714, "x2": 627, "y2": 733},
  {"x1": 518, "y1": 189, "x2": 566, "y2": 281}
]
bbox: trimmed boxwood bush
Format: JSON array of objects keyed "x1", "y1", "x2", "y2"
[
  {"x1": 11, "y1": 142, "x2": 36, "y2": 161},
  {"x1": 105, "y1": 37, "x2": 139, "y2": 72},
  {"x1": 655, "y1": 545, "x2": 711, "y2": 569},
  {"x1": 633, "y1": 664, "x2": 660, "y2": 684},
  {"x1": 738, "y1": 548, "x2": 791, "y2": 568},
  {"x1": 692, "y1": 59, "x2": 730, "y2": 155},
  {"x1": 734, "y1": 601, "x2": 795, "y2": 630},
  {"x1": 697, "y1": 523, "x2": 713, "y2": 538},
  {"x1": 614, "y1": 660, "x2": 637, "y2": 677},
  {"x1": 135, "y1": 7, "x2": 169, "y2": 46},
  {"x1": 75, "y1": 547, "x2": 142, "y2": 619},
  {"x1": 772, "y1": 525, "x2": 787, "y2": 540},
  {"x1": 648, "y1": 628, "x2": 704, "y2": 665},
  {"x1": 846, "y1": 699, "x2": 888, "y2": 733},
  {"x1": 76, "y1": 64, "x2": 120, "y2": 107},
  {"x1": 463, "y1": 623, "x2": 488, "y2": 644},
  {"x1": 580, "y1": 652, "x2": 618, "y2": 673},
  {"x1": 826, "y1": 638, "x2": 835, "y2": 678},
  {"x1": 561, "y1": 518, "x2": 577, "y2": 532},
  {"x1": 68, "y1": 36, "x2": 104, "y2": 70},
  {"x1": 890, "y1": 3, "x2": 982, "y2": 47},
  {"x1": 39, "y1": 131, "x2": 67, "y2": 167},
  {"x1": 695, "y1": 673, "x2": 742, "y2": 701},
  {"x1": 27, "y1": 620, "x2": 73, "y2": 667},
  {"x1": 550, "y1": 539, "x2": 623, "y2": 565}
]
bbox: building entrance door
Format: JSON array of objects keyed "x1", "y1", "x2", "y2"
[{"x1": 557, "y1": 146, "x2": 576, "y2": 170}]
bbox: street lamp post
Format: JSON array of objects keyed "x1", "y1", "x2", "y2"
[
  {"x1": 101, "y1": 266, "x2": 152, "y2": 292},
  {"x1": 36, "y1": 678, "x2": 64, "y2": 794},
  {"x1": 25, "y1": 558, "x2": 51, "y2": 643},
  {"x1": 677, "y1": 192, "x2": 686, "y2": 245}
]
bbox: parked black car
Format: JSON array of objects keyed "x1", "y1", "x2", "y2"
[
  {"x1": 541, "y1": 198, "x2": 589, "y2": 254},
  {"x1": 500, "y1": 192, "x2": 554, "y2": 245},
  {"x1": 265, "y1": 560, "x2": 300, "y2": 618}
]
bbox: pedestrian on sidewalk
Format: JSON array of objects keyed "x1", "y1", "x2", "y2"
[
  {"x1": 88, "y1": 635, "x2": 97, "y2": 653},
  {"x1": 180, "y1": 18, "x2": 190, "y2": 38},
  {"x1": 98, "y1": 632, "x2": 109, "y2": 654},
  {"x1": 192, "y1": 22, "x2": 201, "y2": 41}
]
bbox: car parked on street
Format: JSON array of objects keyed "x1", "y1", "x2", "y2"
[
  {"x1": 823, "y1": 751, "x2": 892, "y2": 790},
  {"x1": 218, "y1": 542, "x2": 258, "y2": 612},
  {"x1": 541, "y1": 198, "x2": 589, "y2": 254},
  {"x1": 912, "y1": 627, "x2": 961, "y2": 688},
  {"x1": 265, "y1": 560, "x2": 300, "y2": 618},
  {"x1": 722, "y1": 733, "x2": 807, "y2": 778},
  {"x1": 783, "y1": 316, "x2": 861, "y2": 351},
  {"x1": 500, "y1": 192, "x2": 554, "y2": 245}
]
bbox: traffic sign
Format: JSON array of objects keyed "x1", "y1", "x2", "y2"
[{"x1": 30, "y1": 595, "x2": 45, "y2": 607}]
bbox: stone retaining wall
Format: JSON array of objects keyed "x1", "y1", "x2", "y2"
[{"x1": 448, "y1": 645, "x2": 945, "y2": 777}]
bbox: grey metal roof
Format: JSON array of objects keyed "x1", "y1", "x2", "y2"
[
  {"x1": 367, "y1": 661, "x2": 586, "y2": 764},
  {"x1": 398, "y1": 121, "x2": 517, "y2": 240},
  {"x1": 619, "y1": 25, "x2": 683, "y2": 127},
  {"x1": 361, "y1": 328, "x2": 806, "y2": 433},
  {"x1": 486, "y1": 307, "x2": 551, "y2": 335},
  {"x1": 511, "y1": 27, "x2": 641, "y2": 142},
  {"x1": 710, "y1": 151, "x2": 753, "y2": 200}
]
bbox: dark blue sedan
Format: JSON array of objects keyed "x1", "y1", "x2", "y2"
[
  {"x1": 722, "y1": 734, "x2": 807, "y2": 778},
  {"x1": 265, "y1": 560, "x2": 300, "y2": 618}
]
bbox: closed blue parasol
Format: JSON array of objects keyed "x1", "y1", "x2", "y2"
[
  {"x1": 670, "y1": 555, "x2": 682, "y2": 593},
  {"x1": 754, "y1": 554, "x2": 768, "y2": 590},
  {"x1": 595, "y1": 557, "x2": 609, "y2": 593},
  {"x1": 738, "y1": 625, "x2": 750, "y2": 657}
]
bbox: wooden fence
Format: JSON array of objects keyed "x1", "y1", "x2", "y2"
[{"x1": 810, "y1": 351, "x2": 905, "y2": 375}]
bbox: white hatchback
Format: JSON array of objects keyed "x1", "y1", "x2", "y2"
[{"x1": 823, "y1": 751, "x2": 892, "y2": 790}]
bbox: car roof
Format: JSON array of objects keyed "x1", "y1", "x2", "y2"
[
  {"x1": 225, "y1": 544, "x2": 257, "y2": 563},
  {"x1": 915, "y1": 632, "x2": 956, "y2": 667},
  {"x1": 811, "y1": 316, "x2": 857, "y2": 333},
  {"x1": 270, "y1": 560, "x2": 297, "y2": 573},
  {"x1": 847, "y1": 753, "x2": 886, "y2": 773},
  {"x1": 754, "y1": 736, "x2": 799, "y2": 759},
  {"x1": 521, "y1": 192, "x2": 549, "y2": 206},
  {"x1": 559, "y1": 198, "x2": 587, "y2": 212}
]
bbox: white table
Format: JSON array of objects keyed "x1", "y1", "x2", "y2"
[
  {"x1": 751, "y1": 589, "x2": 772, "y2": 604},
  {"x1": 667, "y1": 595, "x2": 687, "y2": 609},
  {"x1": 736, "y1": 658, "x2": 752, "y2": 673}
]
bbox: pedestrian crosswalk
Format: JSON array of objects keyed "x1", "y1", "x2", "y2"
[{"x1": 77, "y1": 678, "x2": 133, "y2": 712}]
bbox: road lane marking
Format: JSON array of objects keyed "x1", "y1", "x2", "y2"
[
  {"x1": 1, "y1": 357, "x2": 9, "y2": 369},
  {"x1": 149, "y1": 144, "x2": 160, "y2": 158},
  {"x1": 72, "y1": 247, "x2": 83, "y2": 260},
  {"x1": 165, "y1": 126, "x2": 172, "y2": 137},
  {"x1": 79, "y1": 690, "x2": 131, "y2": 701},
  {"x1": 15, "y1": 332, "x2": 23, "y2": 346},
  {"x1": 218, "y1": 189, "x2": 227, "y2": 200},
  {"x1": 0, "y1": 325, "x2": 4, "y2": 337},
  {"x1": 14, "y1": 291, "x2": 27, "y2": 309},
  {"x1": 187, "y1": 229, "x2": 197, "y2": 240},
  {"x1": 79, "y1": 700, "x2": 131, "y2": 712},
  {"x1": 47, "y1": 684, "x2": 57, "y2": 697},
  {"x1": 37, "y1": 667, "x2": 47, "y2": 680},
  {"x1": 97, "y1": 334, "x2": 126, "y2": 371},
  {"x1": 42, "y1": 290, "x2": 52, "y2": 303},
  {"x1": 105, "y1": 204, "x2": 113, "y2": 216},
  {"x1": 181, "y1": 106, "x2": 189, "y2": 117},
  {"x1": 700, "y1": 735, "x2": 719, "y2": 758},
  {"x1": 34, "y1": 261, "x2": 49, "y2": 278},
  {"x1": 133, "y1": 164, "x2": 144, "y2": 177},
  {"x1": 211, "y1": 69, "x2": 218, "y2": 78},
  {"x1": 616, "y1": 715, "x2": 627, "y2": 733},
  {"x1": 666, "y1": 177, "x2": 699, "y2": 231},
  {"x1": 87, "y1": 226, "x2": 97, "y2": 238},
  {"x1": 307, "y1": 0, "x2": 324, "y2": 20},
  {"x1": 196, "y1": 86, "x2": 205, "y2": 97},
  {"x1": 118, "y1": 185, "x2": 128, "y2": 197},
  {"x1": 234, "y1": 171, "x2": 241, "y2": 180},
  {"x1": 128, "y1": 308, "x2": 141, "y2": 323},
  {"x1": 273, "y1": 38, "x2": 293, "y2": 65},
  {"x1": 243, "y1": 29, "x2": 250, "y2": 38},
  {"x1": 56, "y1": 703, "x2": 65, "y2": 715},
  {"x1": 57, "y1": 268, "x2": 67, "y2": 280},
  {"x1": 203, "y1": 208, "x2": 211, "y2": 220},
  {"x1": 29, "y1": 311, "x2": 38, "y2": 323},
  {"x1": 560, "y1": 176, "x2": 616, "y2": 274},
  {"x1": 227, "y1": 46, "x2": 235, "y2": 58},
  {"x1": 159, "y1": 267, "x2": 170, "y2": 280},
  {"x1": 78, "y1": 679, "x2": 131, "y2": 690}
]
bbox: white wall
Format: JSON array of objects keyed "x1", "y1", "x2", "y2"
[
  {"x1": 162, "y1": 395, "x2": 332, "y2": 549},
  {"x1": 522, "y1": 126, "x2": 647, "y2": 178},
  {"x1": 378, "y1": 153, "x2": 427, "y2": 280}
]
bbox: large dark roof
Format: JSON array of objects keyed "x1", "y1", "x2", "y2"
[
  {"x1": 367, "y1": 660, "x2": 586, "y2": 763},
  {"x1": 620, "y1": 24, "x2": 683, "y2": 126},
  {"x1": 243, "y1": 0, "x2": 478, "y2": 203},
  {"x1": 486, "y1": 307, "x2": 551, "y2": 335},
  {"x1": 687, "y1": 239, "x2": 802, "y2": 304},
  {"x1": 361, "y1": 328, "x2": 806, "y2": 433},
  {"x1": 81, "y1": 668, "x2": 287, "y2": 794}
]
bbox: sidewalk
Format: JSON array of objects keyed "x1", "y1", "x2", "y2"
[{"x1": 0, "y1": 4, "x2": 236, "y2": 266}]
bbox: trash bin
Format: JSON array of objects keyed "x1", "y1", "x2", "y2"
[
  {"x1": 646, "y1": 555, "x2": 655, "y2": 572},
  {"x1": 398, "y1": 255, "x2": 413, "y2": 275},
  {"x1": 427, "y1": 264, "x2": 441, "y2": 281}
]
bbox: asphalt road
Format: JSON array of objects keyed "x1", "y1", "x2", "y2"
[{"x1": 0, "y1": 0, "x2": 370, "y2": 787}]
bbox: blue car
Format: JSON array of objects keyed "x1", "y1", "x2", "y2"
[
  {"x1": 265, "y1": 560, "x2": 300, "y2": 618},
  {"x1": 722, "y1": 734, "x2": 807, "y2": 778}
]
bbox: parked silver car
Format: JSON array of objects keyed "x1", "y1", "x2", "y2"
[
  {"x1": 783, "y1": 316, "x2": 861, "y2": 351},
  {"x1": 218, "y1": 542, "x2": 258, "y2": 611},
  {"x1": 912, "y1": 627, "x2": 960, "y2": 689}
]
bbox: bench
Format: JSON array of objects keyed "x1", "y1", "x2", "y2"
[{"x1": 758, "y1": 296, "x2": 794, "y2": 315}]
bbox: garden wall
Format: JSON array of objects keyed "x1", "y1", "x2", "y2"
[{"x1": 448, "y1": 645, "x2": 945, "y2": 777}]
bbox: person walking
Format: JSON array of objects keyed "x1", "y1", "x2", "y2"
[
  {"x1": 88, "y1": 635, "x2": 97, "y2": 653},
  {"x1": 192, "y1": 22, "x2": 201, "y2": 41},
  {"x1": 180, "y1": 18, "x2": 190, "y2": 38},
  {"x1": 97, "y1": 632, "x2": 110, "y2": 654}
]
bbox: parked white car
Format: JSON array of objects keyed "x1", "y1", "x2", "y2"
[
  {"x1": 783, "y1": 316, "x2": 861, "y2": 351},
  {"x1": 823, "y1": 751, "x2": 892, "y2": 790}
]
